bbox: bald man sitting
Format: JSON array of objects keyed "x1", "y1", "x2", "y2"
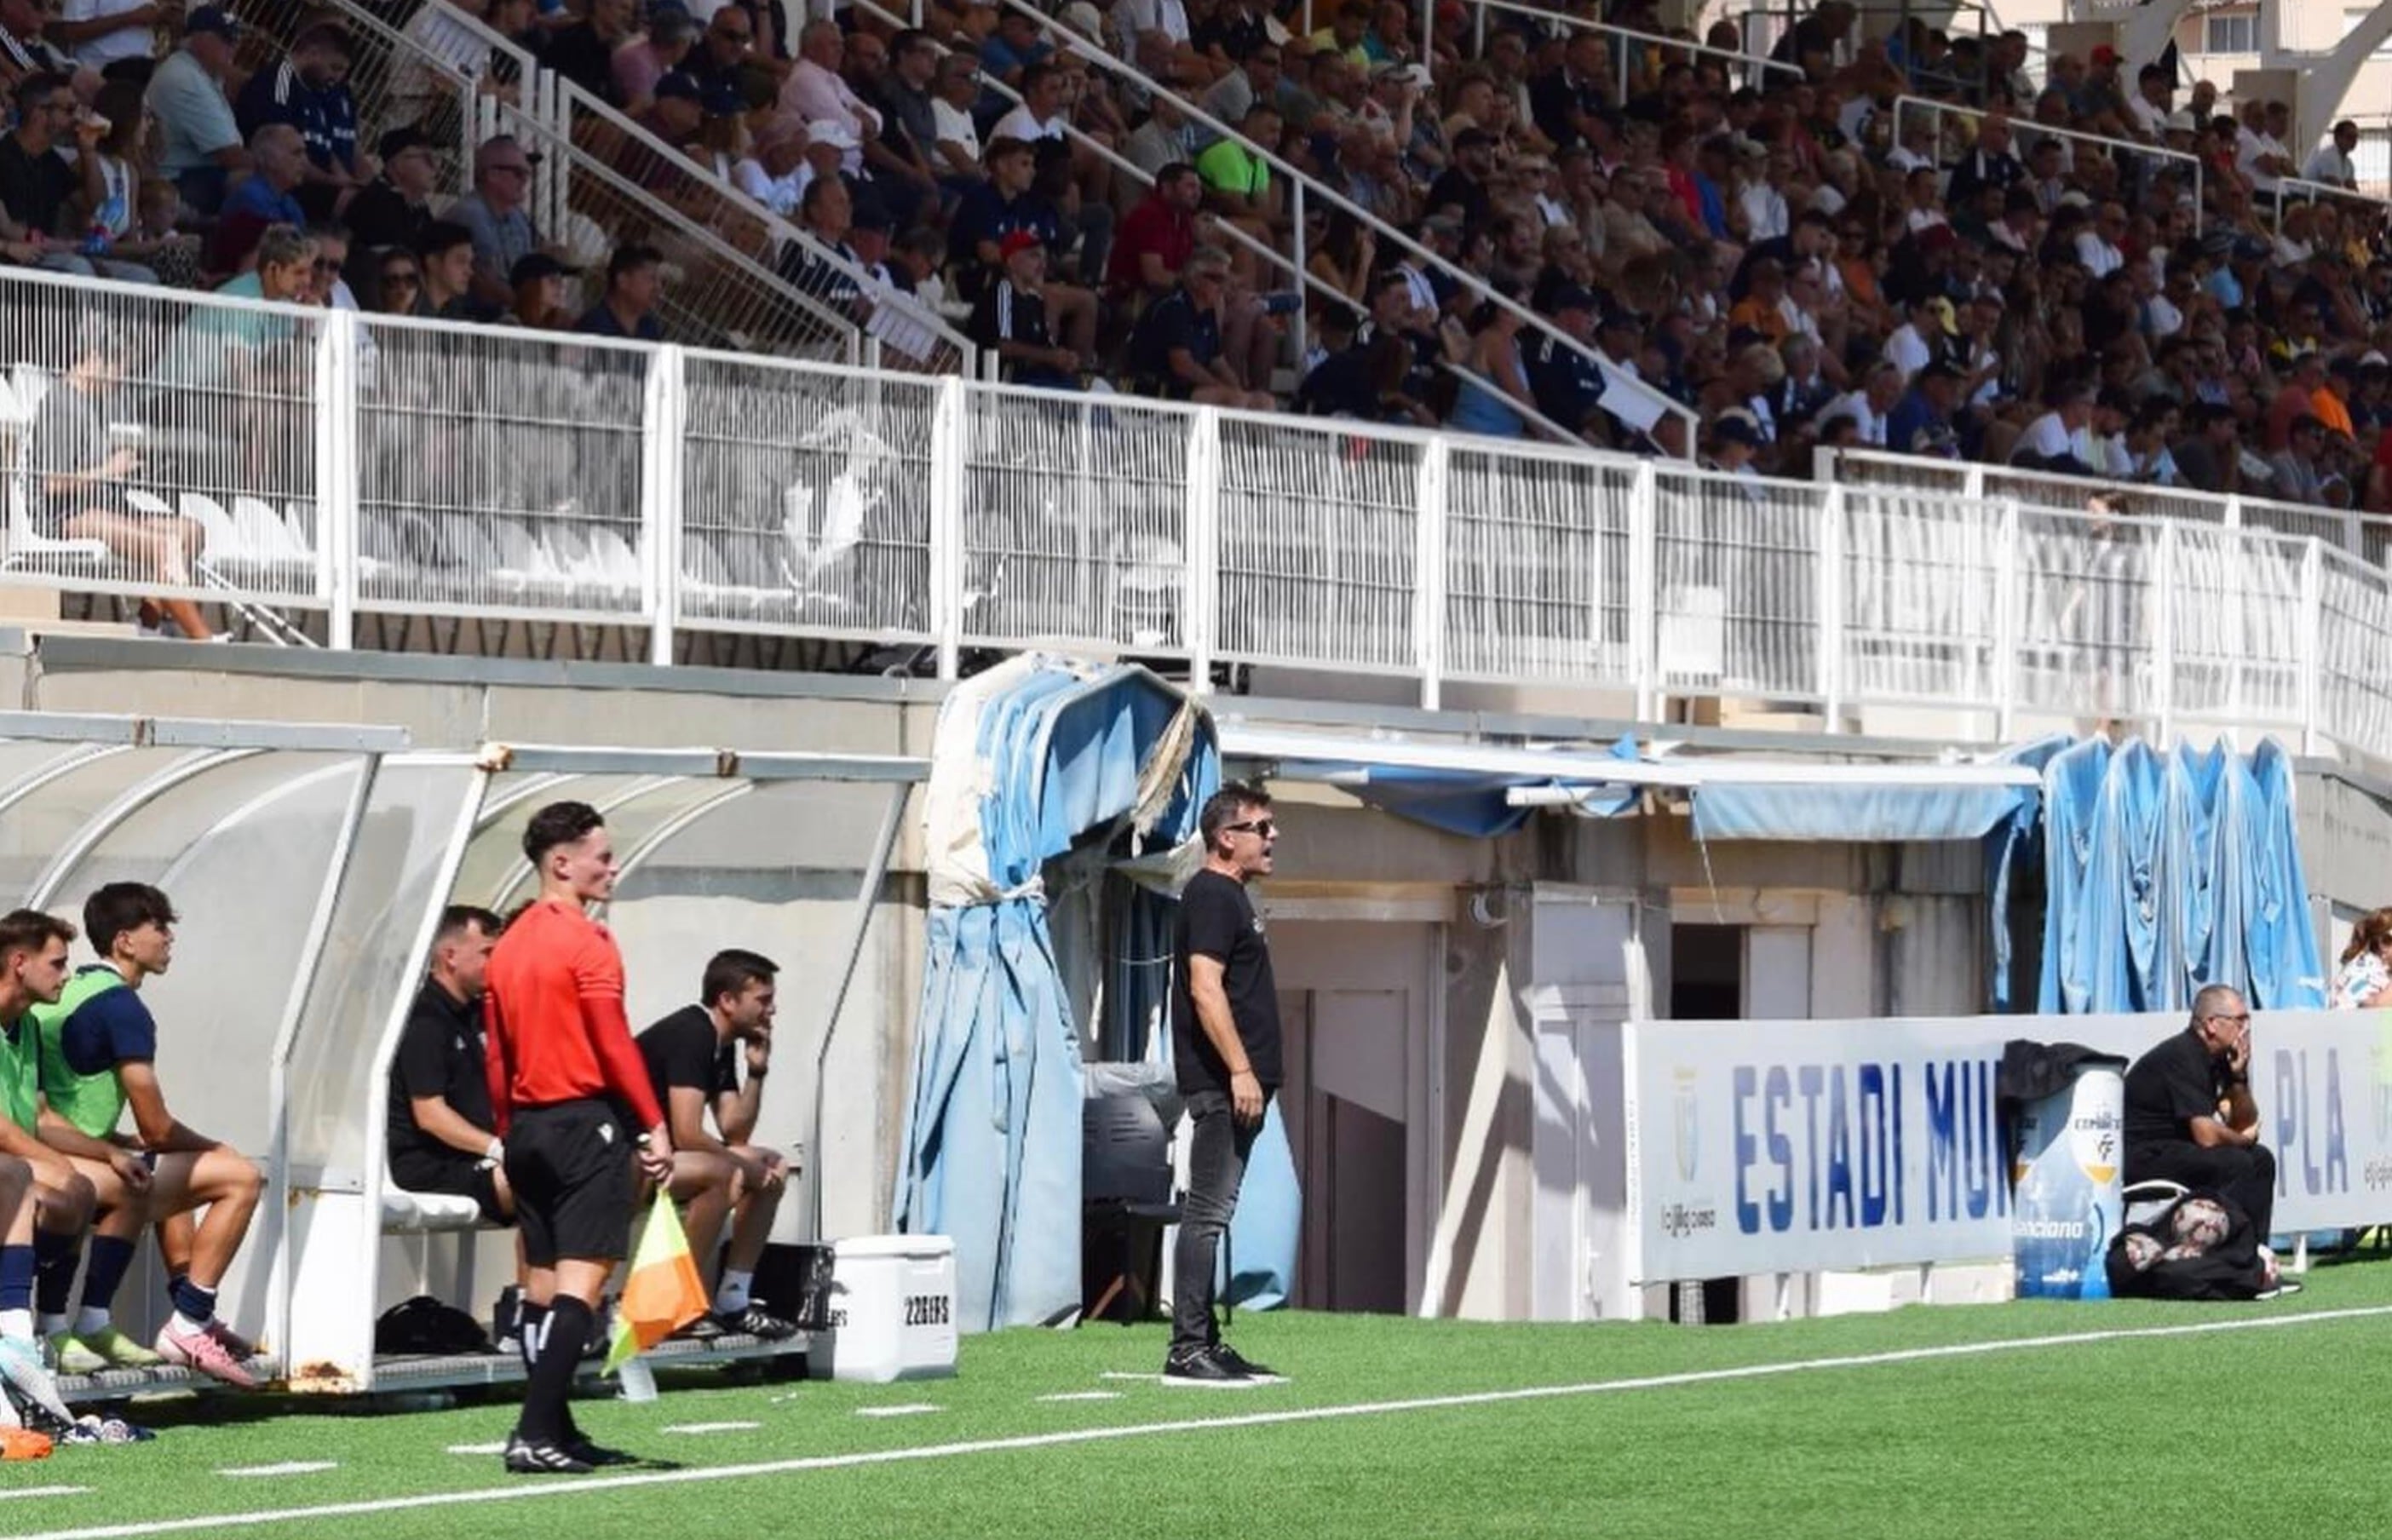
[{"x1": 2121, "y1": 985, "x2": 2274, "y2": 1240}]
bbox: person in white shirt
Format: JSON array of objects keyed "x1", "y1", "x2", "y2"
[
  {"x1": 1882, "y1": 295, "x2": 1939, "y2": 382},
  {"x1": 2015, "y1": 382, "x2": 2096, "y2": 471},
  {"x1": 777, "y1": 20, "x2": 880, "y2": 174},
  {"x1": 990, "y1": 60, "x2": 1072, "y2": 146},
  {"x1": 2304, "y1": 121, "x2": 2360, "y2": 189},
  {"x1": 2074, "y1": 202, "x2": 2125, "y2": 278},
  {"x1": 1821, "y1": 362, "x2": 1902, "y2": 446},
  {"x1": 2125, "y1": 62, "x2": 2171, "y2": 141},
  {"x1": 2234, "y1": 99, "x2": 2293, "y2": 196},
  {"x1": 53, "y1": 0, "x2": 160, "y2": 70},
  {"x1": 732, "y1": 118, "x2": 809, "y2": 215},
  {"x1": 1117, "y1": 0, "x2": 1190, "y2": 48},
  {"x1": 929, "y1": 52, "x2": 983, "y2": 183}
]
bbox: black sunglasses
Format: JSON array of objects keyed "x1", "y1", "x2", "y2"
[{"x1": 1223, "y1": 818, "x2": 1276, "y2": 836}]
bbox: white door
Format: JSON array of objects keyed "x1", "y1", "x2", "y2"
[{"x1": 1269, "y1": 921, "x2": 1440, "y2": 1315}]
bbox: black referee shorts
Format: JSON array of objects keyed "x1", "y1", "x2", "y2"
[{"x1": 503, "y1": 1099, "x2": 635, "y2": 1268}]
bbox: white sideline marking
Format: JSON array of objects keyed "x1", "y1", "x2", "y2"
[
  {"x1": 445, "y1": 1444, "x2": 508, "y2": 1457},
  {"x1": 854, "y1": 1405, "x2": 940, "y2": 1418},
  {"x1": 1096, "y1": 1372, "x2": 1161, "y2": 1382},
  {"x1": 661, "y1": 1422, "x2": 761, "y2": 1435},
  {"x1": 26, "y1": 1304, "x2": 2392, "y2": 1540},
  {"x1": 216, "y1": 1463, "x2": 337, "y2": 1479},
  {"x1": 1035, "y1": 1392, "x2": 1123, "y2": 1404},
  {"x1": 0, "y1": 1488, "x2": 89, "y2": 1502}
]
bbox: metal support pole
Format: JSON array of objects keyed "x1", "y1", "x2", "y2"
[{"x1": 810, "y1": 781, "x2": 911, "y2": 1242}]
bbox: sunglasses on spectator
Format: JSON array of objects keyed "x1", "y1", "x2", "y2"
[
  {"x1": 382, "y1": 269, "x2": 421, "y2": 289},
  {"x1": 1222, "y1": 818, "x2": 1276, "y2": 836}
]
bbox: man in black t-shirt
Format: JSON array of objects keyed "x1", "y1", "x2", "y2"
[
  {"x1": 2122, "y1": 984, "x2": 2274, "y2": 1239},
  {"x1": 386, "y1": 905, "x2": 529, "y2": 1343},
  {"x1": 1166, "y1": 780, "x2": 1285, "y2": 1386},
  {"x1": 634, "y1": 949, "x2": 798, "y2": 1339},
  {"x1": 388, "y1": 905, "x2": 513, "y2": 1226}
]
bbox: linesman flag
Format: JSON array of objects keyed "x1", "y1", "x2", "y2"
[{"x1": 607, "y1": 1189, "x2": 710, "y2": 1372}]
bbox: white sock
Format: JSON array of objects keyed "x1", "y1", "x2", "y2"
[
  {"x1": 0, "y1": 1309, "x2": 32, "y2": 1342},
  {"x1": 168, "y1": 1311, "x2": 207, "y2": 1337},
  {"x1": 36, "y1": 1313, "x2": 66, "y2": 1339},
  {"x1": 72, "y1": 1306, "x2": 110, "y2": 1336},
  {"x1": 714, "y1": 1269, "x2": 753, "y2": 1315}
]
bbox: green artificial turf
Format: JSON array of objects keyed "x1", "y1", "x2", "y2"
[{"x1": 11, "y1": 1257, "x2": 2392, "y2": 1539}]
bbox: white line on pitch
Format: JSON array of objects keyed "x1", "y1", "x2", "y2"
[
  {"x1": 0, "y1": 1488, "x2": 89, "y2": 1502},
  {"x1": 445, "y1": 1444, "x2": 509, "y2": 1457},
  {"x1": 216, "y1": 1463, "x2": 338, "y2": 1479},
  {"x1": 28, "y1": 1304, "x2": 2392, "y2": 1540},
  {"x1": 854, "y1": 1405, "x2": 940, "y2": 1418},
  {"x1": 1097, "y1": 1372, "x2": 1161, "y2": 1382},
  {"x1": 1036, "y1": 1392, "x2": 1124, "y2": 1404},
  {"x1": 661, "y1": 1422, "x2": 762, "y2": 1434}
]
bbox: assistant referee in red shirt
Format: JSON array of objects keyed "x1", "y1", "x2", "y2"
[{"x1": 482, "y1": 800, "x2": 675, "y2": 1474}]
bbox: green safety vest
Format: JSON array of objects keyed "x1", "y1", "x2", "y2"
[
  {"x1": 0, "y1": 1016, "x2": 37, "y2": 1134},
  {"x1": 30, "y1": 967, "x2": 132, "y2": 1140}
]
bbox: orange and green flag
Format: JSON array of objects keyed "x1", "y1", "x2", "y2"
[{"x1": 607, "y1": 1189, "x2": 710, "y2": 1373}]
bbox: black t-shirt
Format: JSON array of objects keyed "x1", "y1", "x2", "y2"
[
  {"x1": 1172, "y1": 868, "x2": 1282, "y2": 1094},
  {"x1": 637, "y1": 1003, "x2": 736, "y2": 1126},
  {"x1": 0, "y1": 136, "x2": 76, "y2": 239},
  {"x1": 387, "y1": 980, "x2": 492, "y2": 1163},
  {"x1": 343, "y1": 179, "x2": 428, "y2": 257},
  {"x1": 1130, "y1": 287, "x2": 1220, "y2": 397},
  {"x1": 2123, "y1": 1027, "x2": 2230, "y2": 1151},
  {"x1": 1423, "y1": 166, "x2": 1492, "y2": 232},
  {"x1": 539, "y1": 23, "x2": 622, "y2": 105}
]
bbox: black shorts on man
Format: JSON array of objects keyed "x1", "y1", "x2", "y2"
[{"x1": 503, "y1": 1099, "x2": 635, "y2": 1269}]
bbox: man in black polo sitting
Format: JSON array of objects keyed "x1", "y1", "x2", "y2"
[{"x1": 2121, "y1": 984, "x2": 2274, "y2": 1240}]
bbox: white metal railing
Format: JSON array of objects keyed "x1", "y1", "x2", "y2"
[
  {"x1": 1821, "y1": 447, "x2": 2392, "y2": 565},
  {"x1": 2269, "y1": 175, "x2": 2392, "y2": 231},
  {"x1": 1463, "y1": 0, "x2": 1806, "y2": 98},
  {"x1": 1892, "y1": 95, "x2": 2205, "y2": 232},
  {"x1": 10, "y1": 265, "x2": 2392, "y2": 761}
]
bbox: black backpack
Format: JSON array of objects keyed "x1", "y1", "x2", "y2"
[{"x1": 375, "y1": 1295, "x2": 496, "y2": 1356}]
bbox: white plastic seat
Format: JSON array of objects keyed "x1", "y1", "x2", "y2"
[
  {"x1": 177, "y1": 492, "x2": 240, "y2": 558},
  {"x1": 379, "y1": 1188, "x2": 489, "y2": 1234}
]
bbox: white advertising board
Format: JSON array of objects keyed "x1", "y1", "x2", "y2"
[{"x1": 1624, "y1": 1010, "x2": 2392, "y2": 1284}]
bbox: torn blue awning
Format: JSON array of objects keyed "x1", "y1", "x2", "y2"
[
  {"x1": 1688, "y1": 779, "x2": 2039, "y2": 842},
  {"x1": 1295, "y1": 740, "x2": 1646, "y2": 836}
]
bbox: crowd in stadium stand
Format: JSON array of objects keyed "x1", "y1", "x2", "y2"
[{"x1": 1, "y1": 0, "x2": 2389, "y2": 507}]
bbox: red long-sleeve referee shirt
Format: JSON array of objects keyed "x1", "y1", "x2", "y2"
[{"x1": 481, "y1": 898, "x2": 665, "y2": 1135}]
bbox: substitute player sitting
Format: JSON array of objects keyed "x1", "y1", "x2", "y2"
[
  {"x1": 32, "y1": 884, "x2": 262, "y2": 1388},
  {"x1": 636, "y1": 949, "x2": 797, "y2": 1339}
]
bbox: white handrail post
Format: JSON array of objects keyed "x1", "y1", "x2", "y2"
[
  {"x1": 1289, "y1": 182, "x2": 1308, "y2": 371},
  {"x1": 1995, "y1": 497, "x2": 2021, "y2": 743},
  {"x1": 1416, "y1": 436, "x2": 1450, "y2": 712},
  {"x1": 1817, "y1": 483, "x2": 1844, "y2": 733},
  {"x1": 2298, "y1": 537, "x2": 2325, "y2": 757},
  {"x1": 2153, "y1": 516, "x2": 2178, "y2": 747},
  {"x1": 640, "y1": 343, "x2": 686, "y2": 668},
  {"x1": 1184, "y1": 407, "x2": 1222, "y2": 694},
  {"x1": 928, "y1": 375, "x2": 968, "y2": 681},
  {"x1": 2223, "y1": 493, "x2": 2242, "y2": 530},
  {"x1": 314, "y1": 307, "x2": 359, "y2": 652},
  {"x1": 1630, "y1": 460, "x2": 1659, "y2": 722},
  {"x1": 1963, "y1": 462, "x2": 1985, "y2": 500}
]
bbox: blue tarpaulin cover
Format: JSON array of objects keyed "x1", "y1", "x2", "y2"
[
  {"x1": 894, "y1": 658, "x2": 1216, "y2": 1330},
  {"x1": 2007, "y1": 737, "x2": 2325, "y2": 1014}
]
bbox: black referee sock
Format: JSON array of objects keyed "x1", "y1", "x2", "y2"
[{"x1": 519, "y1": 1296, "x2": 591, "y2": 1447}]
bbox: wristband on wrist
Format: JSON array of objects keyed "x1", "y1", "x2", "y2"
[{"x1": 485, "y1": 1136, "x2": 504, "y2": 1164}]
